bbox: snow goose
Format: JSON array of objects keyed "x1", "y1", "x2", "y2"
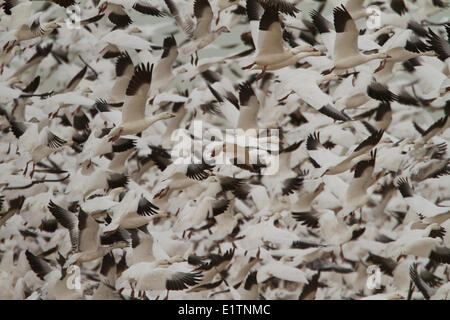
[
  {"x1": 164, "y1": 0, "x2": 230, "y2": 65},
  {"x1": 11, "y1": 122, "x2": 69, "y2": 178},
  {"x1": 396, "y1": 177, "x2": 450, "y2": 225},
  {"x1": 47, "y1": 200, "x2": 129, "y2": 265},
  {"x1": 108, "y1": 51, "x2": 134, "y2": 103},
  {"x1": 414, "y1": 115, "x2": 450, "y2": 146},
  {"x1": 25, "y1": 250, "x2": 84, "y2": 300},
  {"x1": 374, "y1": 31, "x2": 437, "y2": 82},
  {"x1": 125, "y1": 229, "x2": 157, "y2": 265},
  {"x1": 426, "y1": 24, "x2": 450, "y2": 63},
  {"x1": 4, "y1": 76, "x2": 42, "y2": 121},
  {"x1": 187, "y1": 248, "x2": 235, "y2": 289},
  {"x1": 80, "y1": 187, "x2": 124, "y2": 218},
  {"x1": 155, "y1": 160, "x2": 214, "y2": 196},
  {"x1": 337, "y1": 149, "x2": 382, "y2": 220},
  {"x1": 2, "y1": 14, "x2": 62, "y2": 51},
  {"x1": 325, "y1": 129, "x2": 384, "y2": 175},
  {"x1": 355, "y1": 101, "x2": 393, "y2": 133},
  {"x1": 98, "y1": 0, "x2": 164, "y2": 28},
  {"x1": 323, "y1": 5, "x2": 390, "y2": 75},
  {"x1": 117, "y1": 260, "x2": 203, "y2": 299},
  {"x1": 149, "y1": 36, "x2": 178, "y2": 99},
  {"x1": 292, "y1": 209, "x2": 366, "y2": 259},
  {"x1": 387, "y1": 224, "x2": 450, "y2": 263},
  {"x1": 106, "y1": 63, "x2": 175, "y2": 141},
  {"x1": 408, "y1": 262, "x2": 445, "y2": 300},
  {"x1": 172, "y1": 180, "x2": 227, "y2": 230},
  {"x1": 103, "y1": 189, "x2": 165, "y2": 233},
  {"x1": 310, "y1": 9, "x2": 394, "y2": 59},
  {"x1": 245, "y1": 4, "x2": 318, "y2": 79},
  {"x1": 328, "y1": 0, "x2": 374, "y2": 21},
  {"x1": 260, "y1": 140, "x2": 306, "y2": 196},
  {"x1": 305, "y1": 131, "x2": 354, "y2": 176},
  {"x1": 68, "y1": 168, "x2": 129, "y2": 200},
  {"x1": 307, "y1": 129, "x2": 383, "y2": 176},
  {"x1": 409, "y1": 157, "x2": 450, "y2": 182},
  {"x1": 92, "y1": 253, "x2": 124, "y2": 300},
  {"x1": 7, "y1": 43, "x2": 53, "y2": 83},
  {"x1": 98, "y1": 27, "x2": 155, "y2": 51},
  {"x1": 78, "y1": 130, "x2": 136, "y2": 165},
  {"x1": 256, "y1": 255, "x2": 309, "y2": 285},
  {"x1": 274, "y1": 68, "x2": 351, "y2": 121},
  {"x1": 0, "y1": 196, "x2": 25, "y2": 228},
  {"x1": 236, "y1": 81, "x2": 260, "y2": 130}
]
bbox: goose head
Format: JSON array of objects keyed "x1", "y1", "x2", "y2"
[
  {"x1": 128, "y1": 26, "x2": 142, "y2": 34},
  {"x1": 98, "y1": 1, "x2": 109, "y2": 14},
  {"x1": 53, "y1": 17, "x2": 65, "y2": 28},
  {"x1": 154, "y1": 112, "x2": 176, "y2": 120},
  {"x1": 216, "y1": 26, "x2": 231, "y2": 34},
  {"x1": 376, "y1": 52, "x2": 392, "y2": 60}
]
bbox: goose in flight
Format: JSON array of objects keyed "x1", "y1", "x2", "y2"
[
  {"x1": 106, "y1": 63, "x2": 175, "y2": 142},
  {"x1": 322, "y1": 5, "x2": 391, "y2": 75},
  {"x1": 396, "y1": 177, "x2": 450, "y2": 225},
  {"x1": 98, "y1": 0, "x2": 165, "y2": 28},
  {"x1": 117, "y1": 259, "x2": 203, "y2": 299},
  {"x1": 408, "y1": 262, "x2": 447, "y2": 300},
  {"x1": 274, "y1": 68, "x2": 351, "y2": 121},
  {"x1": 244, "y1": 3, "x2": 319, "y2": 80},
  {"x1": 164, "y1": 0, "x2": 230, "y2": 65},
  {"x1": 47, "y1": 200, "x2": 129, "y2": 266},
  {"x1": 337, "y1": 149, "x2": 382, "y2": 221},
  {"x1": 11, "y1": 122, "x2": 69, "y2": 178},
  {"x1": 149, "y1": 35, "x2": 179, "y2": 99},
  {"x1": 25, "y1": 250, "x2": 84, "y2": 300},
  {"x1": 292, "y1": 209, "x2": 366, "y2": 259},
  {"x1": 103, "y1": 189, "x2": 165, "y2": 233}
]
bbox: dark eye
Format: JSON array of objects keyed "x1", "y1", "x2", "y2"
[{"x1": 401, "y1": 151, "x2": 407, "y2": 154}]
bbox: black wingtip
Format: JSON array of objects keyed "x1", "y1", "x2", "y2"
[
  {"x1": 137, "y1": 195, "x2": 159, "y2": 216},
  {"x1": 126, "y1": 63, "x2": 153, "y2": 96},
  {"x1": 132, "y1": 3, "x2": 165, "y2": 17},
  {"x1": 115, "y1": 51, "x2": 133, "y2": 77},
  {"x1": 306, "y1": 132, "x2": 321, "y2": 151},
  {"x1": 367, "y1": 82, "x2": 398, "y2": 102},
  {"x1": 310, "y1": 9, "x2": 332, "y2": 34},
  {"x1": 396, "y1": 177, "x2": 413, "y2": 198},
  {"x1": 259, "y1": 5, "x2": 279, "y2": 31},
  {"x1": 161, "y1": 35, "x2": 177, "y2": 59},
  {"x1": 238, "y1": 81, "x2": 255, "y2": 106},
  {"x1": 333, "y1": 5, "x2": 352, "y2": 33},
  {"x1": 318, "y1": 105, "x2": 351, "y2": 121},
  {"x1": 108, "y1": 12, "x2": 133, "y2": 27}
]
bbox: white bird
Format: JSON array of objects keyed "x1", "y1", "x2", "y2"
[
  {"x1": 106, "y1": 63, "x2": 175, "y2": 141},
  {"x1": 396, "y1": 177, "x2": 450, "y2": 225},
  {"x1": 323, "y1": 5, "x2": 390, "y2": 75},
  {"x1": 164, "y1": 0, "x2": 230, "y2": 64},
  {"x1": 47, "y1": 200, "x2": 129, "y2": 266},
  {"x1": 274, "y1": 68, "x2": 351, "y2": 121},
  {"x1": 256, "y1": 256, "x2": 309, "y2": 284},
  {"x1": 244, "y1": 3, "x2": 319, "y2": 79},
  {"x1": 98, "y1": 0, "x2": 165, "y2": 28},
  {"x1": 24, "y1": 250, "x2": 83, "y2": 300},
  {"x1": 150, "y1": 36, "x2": 179, "y2": 99},
  {"x1": 104, "y1": 189, "x2": 165, "y2": 232},
  {"x1": 117, "y1": 260, "x2": 202, "y2": 299},
  {"x1": 13, "y1": 123, "x2": 69, "y2": 178}
]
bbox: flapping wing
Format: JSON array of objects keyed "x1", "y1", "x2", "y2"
[
  {"x1": 192, "y1": 0, "x2": 213, "y2": 39},
  {"x1": 123, "y1": 63, "x2": 153, "y2": 123},
  {"x1": 333, "y1": 5, "x2": 359, "y2": 60},
  {"x1": 257, "y1": 6, "x2": 285, "y2": 55}
]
